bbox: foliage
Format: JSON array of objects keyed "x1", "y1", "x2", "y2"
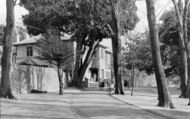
[
  {"x1": 36, "y1": 29, "x2": 73, "y2": 69},
  {"x1": 20, "y1": 0, "x2": 139, "y2": 89},
  {"x1": 20, "y1": 0, "x2": 139, "y2": 45},
  {"x1": 0, "y1": 25, "x2": 5, "y2": 45},
  {"x1": 159, "y1": 9, "x2": 190, "y2": 77},
  {"x1": 122, "y1": 32, "x2": 153, "y2": 74}
]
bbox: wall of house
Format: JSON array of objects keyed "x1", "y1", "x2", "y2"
[
  {"x1": 32, "y1": 67, "x2": 64, "y2": 92},
  {"x1": 16, "y1": 44, "x2": 39, "y2": 59},
  {"x1": 14, "y1": 40, "x2": 74, "y2": 92},
  {"x1": 98, "y1": 47, "x2": 112, "y2": 80}
]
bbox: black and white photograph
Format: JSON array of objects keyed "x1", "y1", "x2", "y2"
[{"x1": 0, "y1": 0, "x2": 190, "y2": 118}]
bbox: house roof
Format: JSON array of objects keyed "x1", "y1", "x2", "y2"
[
  {"x1": 14, "y1": 33, "x2": 72, "y2": 46},
  {"x1": 13, "y1": 34, "x2": 113, "y2": 53},
  {"x1": 14, "y1": 35, "x2": 42, "y2": 46},
  {"x1": 17, "y1": 57, "x2": 55, "y2": 68}
]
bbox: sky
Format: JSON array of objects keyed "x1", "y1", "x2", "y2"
[
  {"x1": 0, "y1": 0, "x2": 173, "y2": 32},
  {"x1": 135, "y1": 0, "x2": 173, "y2": 32},
  {"x1": 0, "y1": 0, "x2": 28, "y2": 25}
]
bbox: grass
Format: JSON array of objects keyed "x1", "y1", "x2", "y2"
[{"x1": 130, "y1": 86, "x2": 181, "y2": 95}]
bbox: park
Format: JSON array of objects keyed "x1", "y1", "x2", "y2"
[{"x1": 1, "y1": 0, "x2": 190, "y2": 119}]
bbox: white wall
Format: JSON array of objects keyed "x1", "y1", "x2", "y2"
[{"x1": 16, "y1": 44, "x2": 39, "y2": 58}]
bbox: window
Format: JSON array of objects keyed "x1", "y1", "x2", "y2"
[
  {"x1": 26, "y1": 46, "x2": 33, "y2": 56},
  {"x1": 101, "y1": 49, "x2": 104, "y2": 59}
]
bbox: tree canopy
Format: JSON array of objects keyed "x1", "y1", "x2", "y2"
[{"x1": 20, "y1": 0, "x2": 139, "y2": 89}]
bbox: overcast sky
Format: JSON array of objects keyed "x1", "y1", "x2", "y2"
[
  {"x1": 0, "y1": 0, "x2": 173, "y2": 32},
  {"x1": 0, "y1": 0, "x2": 28, "y2": 25}
]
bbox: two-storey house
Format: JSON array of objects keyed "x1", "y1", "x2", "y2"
[{"x1": 13, "y1": 35, "x2": 113, "y2": 90}]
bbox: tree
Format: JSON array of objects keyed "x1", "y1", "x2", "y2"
[
  {"x1": 36, "y1": 28, "x2": 73, "y2": 95},
  {"x1": 20, "y1": 0, "x2": 138, "y2": 92},
  {"x1": 122, "y1": 32, "x2": 151, "y2": 95},
  {"x1": 159, "y1": 9, "x2": 190, "y2": 98},
  {"x1": 146, "y1": 0, "x2": 174, "y2": 108},
  {"x1": 0, "y1": 0, "x2": 16, "y2": 99},
  {"x1": 171, "y1": 0, "x2": 190, "y2": 105},
  {"x1": 103, "y1": 0, "x2": 138, "y2": 94},
  {"x1": 0, "y1": 25, "x2": 5, "y2": 44},
  {"x1": 20, "y1": 0, "x2": 107, "y2": 88}
]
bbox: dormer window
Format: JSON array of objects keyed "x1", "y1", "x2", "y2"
[{"x1": 26, "y1": 46, "x2": 33, "y2": 56}]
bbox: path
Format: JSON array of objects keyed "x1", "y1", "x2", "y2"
[{"x1": 1, "y1": 88, "x2": 190, "y2": 119}]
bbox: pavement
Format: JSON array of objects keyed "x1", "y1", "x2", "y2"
[{"x1": 0, "y1": 88, "x2": 190, "y2": 119}]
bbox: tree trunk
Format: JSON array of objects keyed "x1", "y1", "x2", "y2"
[
  {"x1": 58, "y1": 65, "x2": 63, "y2": 95},
  {"x1": 146, "y1": 0, "x2": 174, "y2": 108},
  {"x1": 182, "y1": 0, "x2": 190, "y2": 105},
  {"x1": 172, "y1": 0, "x2": 190, "y2": 99},
  {"x1": 0, "y1": 0, "x2": 15, "y2": 99},
  {"x1": 78, "y1": 40, "x2": 100, "y2": 86},
  {"x1": 188, "y1": 51, "x2": 190, "y2": 105},
  {"x1": 64, "y1": 72, "x2": 69, "y2": 88},
  {"x1": 72, "y1": 36, "x2": 101, "y2": 88},
  {"x1": 110, "y1": 1, "x2": 124, "y2": 95},
  {"x1": 72, "y1": 39, "x2": 83, "y2": 88},
  {"x1": 131, "y1": 65, "x2": 135, "y2": 96},
  {"x1": 178, "y1": 34, "x2": 188, "y2": 98}
]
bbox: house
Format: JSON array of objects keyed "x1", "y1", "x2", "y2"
[
  {"x1": 13, "y1": 35, "x2": 113, "y2": 91},
  {"x1": 84, "y1": 43, "x2": 113, "y2": 87}
]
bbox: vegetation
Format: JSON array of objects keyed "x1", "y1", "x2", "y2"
[
  {"x1": 0, "y1": 0, "x2": 16, "y2": 99},
  {"x1": 146, "y1": 0, "x2": 174, "y2": 108},
  {"x1": 36, "y1": 29, "x2": 73, "y2": 95},
  {"x1": 171, "y1": 0, "x2": 190, "y2": 105},
  {"x1": 20, "y1": 0, "x2": 138, "y2": 95}
]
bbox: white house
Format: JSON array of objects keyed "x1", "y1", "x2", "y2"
[{"x1": 13, "y1": 35, "x2": 113, "y2": 90}]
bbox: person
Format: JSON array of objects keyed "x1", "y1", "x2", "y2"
[
  {"x1": 99, "y1": 79, "x2": 105, "y2": 91},
  {"x1": 124, "y1": 80, "x2": 129, "y2": 90}
]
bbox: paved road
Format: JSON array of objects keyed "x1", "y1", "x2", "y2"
[{"x1": 0, "y1": 89, "x2": 189, "y2": 119}]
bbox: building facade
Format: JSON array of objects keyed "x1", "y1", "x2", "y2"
[{"x1": 13, "y1": 35, "x2": 113, "y2": 90}]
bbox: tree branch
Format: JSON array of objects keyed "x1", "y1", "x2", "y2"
[{"x1": 171, "y1": 0, "x2": 183, "y2": 27}]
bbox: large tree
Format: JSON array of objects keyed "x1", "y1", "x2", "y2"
[
  {"x1": 0, "y1": 25, "x2": 5, "y2": 44},
  {"x1": 0, "y1": 0, "x2": 16, "y2": 99},
  {"x1": 159, "y1": 9, "x2": 190, "y2": 98},
  {"x1": 122, "y1": 32, "x2": 151, "y2": 95},
  {"x1": 20, "y1": 0, "x2": 108, "y2": 88},
  {"x1": 146, "y1": 0, "x2": 174, "y2": 108},
  {"x1": 20, "y1": 0, "x2": 138, "y2": 92},
  {"x1": 102, "y1": 0, "x2": 138, "y2": 94},
  {"x1": 171, "y1": 0, "x2": 190, "y2": 105}
]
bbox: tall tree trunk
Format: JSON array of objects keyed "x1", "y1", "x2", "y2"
[
  {"x1": 58, "y1": 64, "x2": 63, "y2": 95},
  {"x1": 0, "y1": 0, "x2": 15, "y2": 99},
  {"x1": 64, "y1": 72, "x2": 69, "y2": 88},
  {"x1": 178, "y1": 34, "x2": 188, "y2": 98},
  {"x1": 182, "y1": 0, "x2": 190, "y2": 105},
  {"x1": 72, "y1": 35, "x2": 101, "y2": 88},
  {"x1": 110, "y1": 0, "x2": 124, "y2": 95},
  {"x1": 131, "y1": 65, "x2": 135, "y2": 96},
  {"x1": 188, "y1": 49, "x2": 190, "y2": 105},
  {"x1": 78, "y1": 40, "x2": 100, "y2": 86},
  {"x1": 146, "y1": 0, "x2": 174, "y2": 108},
  {"x1": 172, "y1": 0, "x2": 190, "y2": 98},
  {"x1": 72, "y1": 39, "x2": 83, "y2": 88}
]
